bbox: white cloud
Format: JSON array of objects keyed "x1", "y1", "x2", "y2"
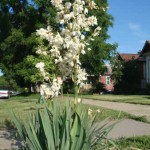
[
  {"x1": 128, "y1": 23, "x2": 150, "y2": 39},
  {"x1": 129, "y1": 23, "x2": 140, "y2": 31}
]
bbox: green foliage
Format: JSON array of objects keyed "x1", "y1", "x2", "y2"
[
  {"x1": 0, "y1": 0, "x2": 117, "y2": 89},
  {"x1": 113, "y1": 59, "x2": 141, "y2": 94},
  {"x1": 0, "y1": 75, "x2": 10, "y2": 88},
  {"x1": 0, "y1": 0, "x2": 56, "y2": 89},
  {"x1": 110, "y1": 53, "x2": 123, "y2": 84},
  {"x1": 91, "y1": 82, "x2": 105, "y2": 94},
  {"x1": 12, "y1": 100, "x2": 115, "y2": 150},
  {"x1": 80, "y1": 0, "x2": 117, "y2": 78},
  {"x1": 63, "y1": 79, "x2": 74, "y2": 94}
]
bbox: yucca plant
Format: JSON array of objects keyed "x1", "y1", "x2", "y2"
[{"x1": 12, "y1": 100, "x2": 116, "y2": 150}]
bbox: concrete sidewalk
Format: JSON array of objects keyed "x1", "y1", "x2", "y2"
[
  {"x1": 108, "y1": 119, "x2": 150, "y2": 139},
  {"x1": 82, "y1": 98, "x2": 150, "y2": 117}
]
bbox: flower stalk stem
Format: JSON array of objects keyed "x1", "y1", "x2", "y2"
[{"x1": 74, "y1": 61, "x2": 79, "y2": 106}]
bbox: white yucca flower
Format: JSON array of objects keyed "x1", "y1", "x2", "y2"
[
  {"x1": 36, "y1": 0, "x2": 100, "y2": 99},
  {"x1": 36, "y1": 62, "x2": 45, "y2": 69}
]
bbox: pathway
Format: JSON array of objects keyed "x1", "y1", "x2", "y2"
[
  {"x1": 82, "y1": 98, "x2": 150, "y2": 139},
  {"x1": 82, "y1": 98, "x2": 150, "y2": 117},
  {"x1": 108, "y1": 119, "x2": 150, "y2": 139}
]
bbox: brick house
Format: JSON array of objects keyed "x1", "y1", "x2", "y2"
[
  {"x1": 83, "y1": 64, "x2": 114, "y2": 92},
  {"x1": 98, "y1": 54, "x2": 141, "y2": 92},
  {"x1": 99, "y1": 64, "x2": 114, "y2": 92}
]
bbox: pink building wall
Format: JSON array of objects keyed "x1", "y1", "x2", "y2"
[{"x1": 99, "y1": 75, "x2": 114, "y2": 92}]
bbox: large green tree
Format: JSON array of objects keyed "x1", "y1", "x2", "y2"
[
  {"x1": 0, "y1": 0, "x2": 117, "y2": 90},
  {"x1": 0, "y1": 0, "x2": 56, "y2": 90}
]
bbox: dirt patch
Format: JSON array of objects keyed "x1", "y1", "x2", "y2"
[{"x1": 0, "y1": 130, "x2": 22, "y2": 150}]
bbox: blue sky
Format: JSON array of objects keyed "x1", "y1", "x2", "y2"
[
  {"x1": 0, "y1": 70, "x2": 2, "y2": 76},
  {"x1": 107, "y1": 0, "x2": 150, "y2": 54}
]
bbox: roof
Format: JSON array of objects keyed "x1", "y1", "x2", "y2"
[
  {"x1": 119, "y1": 53, "x2": 139, "y2": 61},
  {"x1": 140, "y1": 40, "x2": 150, "y2": 56}
]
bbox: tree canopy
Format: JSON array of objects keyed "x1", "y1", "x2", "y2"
[{"x1": 0, "y1": 0, "x2": 117, "y2": 90}]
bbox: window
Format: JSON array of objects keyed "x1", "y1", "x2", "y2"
[{"x1": 106, "y1": 76, "x2": 111, "y2": 85}]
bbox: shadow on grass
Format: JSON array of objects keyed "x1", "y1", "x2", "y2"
[
  {"x1": 20, "y1": 99, "x2": 37, "y2": 103},
  {"x1": 23, "y1": 106, "x2": 36, "y2": 111},
  {"x1": 145, "y1": 97, "x2": 150, "y2": 99}
]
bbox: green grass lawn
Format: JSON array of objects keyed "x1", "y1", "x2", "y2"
[
  {"x1": 0, "y1": 94, "x2": 150, "y2": 149},
  {"x1": 92, "y1": 136, "x2": 150, "y2": 150},
  {"x1": 0, "y1": 94, "x2": 146, "y2": 128},
  {"x1": 74, "y1": 94, "x2": 150, "y2": 105},
  {"x1": 0, "y1": 94, "x2": 40, "y2": 128}
]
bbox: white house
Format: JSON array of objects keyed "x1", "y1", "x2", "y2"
[{"x1": 140, "y1": 40, "x2": 150, "y2": 85}]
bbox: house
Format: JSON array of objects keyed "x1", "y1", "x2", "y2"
[
  {"x1": 140, "y1": 40, "x2": 150, "y2": 87},
  {"x1": 119, "y1": 53, "x2": 139, "y2": 61},
  {"x1": 114, "y1": 53, "x2": 143, "y2": 93},
  {"x1": 83, "y1": 64, "x2": 114, "y2": 93},
  {"x1": 118, "y1": 40, "x2": 150, "y2": 90},
  {"x1": 117, "y1": 53, "x2": 146, "y2": 90},
  {"x1": 84, "y1": 40, "x2": 150, "y2": 93},
  {"x1": 99, "y1": 64, "x2": 114, "y2": 92}
]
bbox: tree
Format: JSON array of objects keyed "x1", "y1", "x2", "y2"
[
  {"x1": 0, "y1": 75, "x2": 10, "y2": 88},
  {"x1": 110, "y1": 52, "x2": 123, "y2": 84},
  {"x1": 81, "y1": 0, "x2": 117, "y2": 77},
  {"x1": 0, "y1": 0, "x2": 56, "y2": 90},
  {"x1": 113, "y1": 59, "x2": 141, "y2": 94},
  {"x1": 0, "y1": 0, "x2": 117, "y2": 90}
]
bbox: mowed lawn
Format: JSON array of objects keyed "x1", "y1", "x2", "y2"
[
  {"x1": 0, "y1": 94, "x2": 145, "y2": 128},
  {"x1": 0, "y1": 94, "x2": 39, "y2": 127},
  {"x1": 1, "y1": 94, "x2": 150, "y2": 149},
  {"x1": 78, "y1": 94, "x2": 150, "y2": 105}
]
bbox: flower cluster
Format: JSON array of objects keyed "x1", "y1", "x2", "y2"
[
  {"x1": 36, "y1": 62, "x2": 49, "y2": 81},
  {"x1": 40, "y1": 77, "x2": 62, "y2": 99},
  {"x1": 36, "y1": 0, "x2": 101, "y2": 99},
  {"x1": 36, "y1": 48, "x2": 47, "y2": 56}
]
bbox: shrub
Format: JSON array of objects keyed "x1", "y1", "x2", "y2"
[{"x1": 12, "y1": 100, "x2": 116, "y2": 150}]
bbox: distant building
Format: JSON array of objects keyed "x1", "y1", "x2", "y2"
[
  {"x1": 140, "y1": 40, "x2": 150, "y2": 88},
  {"x1": 119, "y1": 53, "x2": 139, "y2": 61},
  {"x1": 118, "y1": 40, "x2": 150, "y2": 90},
  {"x1": 99, "y1": 64, "x2": 114, "y2": 92},
  {"x1": 83, "y1": 64, "x2": 114, "y2": 93},
  {"x1": 118, "y1": 53, "x2": 145, "y2": 89}
]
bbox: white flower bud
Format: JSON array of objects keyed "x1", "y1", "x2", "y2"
[
  {"x1": 81, "y1": 34, "x2": 85, "y2": 40},
  {"x1": 78, "y1": 98, "x2": 81, "y2": 103},
  {"x1": 84, "y1": 8, "x2": 88, "y2": 14}
]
